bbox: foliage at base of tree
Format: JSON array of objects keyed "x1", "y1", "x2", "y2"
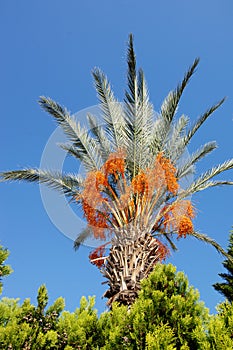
[
  {"x1": 213, "y1": 230, "x2": 233, "y2": 302},
  {"x1": 207, "y1": 302, "x2": 233, "y2": 349},
  {"x1": 0, "y1": 285, "x2": 65, "y2": 350},
  {"x1": 99, "y1": 264, "x2": 210, "y2": 349},
  {"x1": 1, "y1": 263, "x2": 233, "y2": 349}
]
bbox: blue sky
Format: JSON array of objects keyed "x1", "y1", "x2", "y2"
[{"x1": 1, "y1": 0, "x2": 233, "y2": 314}]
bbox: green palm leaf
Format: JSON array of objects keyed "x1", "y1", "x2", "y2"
[
  {"x1": 161, "y1": 58, "x2": 199, "y2": 125},
  {"x1": 167, "y1": 114, "x2": 189, "y2": 157},
  {"x1": 39, "y1": 97, "x2": 102, "y2": 171},
  {"x1": 155, "y1": 58, "x2": 200, "y2": 155},
  {"x1": 87, "y1": 113, "x2": 112, "y2": 161},
  {"x1": 149, "y1": 57, "x2": 199, "y2": 158},
  {"x1": 124, "y1": 35, "x2": 154, "y2": 175},
  {"x1": 176, "y1": 141, "x2": 217, "y2": 180},
  {"x1": 92, "y1": 69, "x2": 126, "y2": 150},
  {"x1": 191, "y1": 231, "x2": 233, "y2": 263},
  {"x1": 181, "y1": 160, "x2": 233, "y2": 197},
  {"x1": 0, "y1": 169, "x2": 83, "y2": 198},
  {"x1": 184, "y1": 98, "x2": 226, "y2": 147}
]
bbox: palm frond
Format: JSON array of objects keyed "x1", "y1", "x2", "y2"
[
  {"x1": 39, "y1": 96, "x2": 101, "y2": 171},
  {"x1": 149, "y1": 116, "x2": 165, "y2": 155},
  {"x1": 160, "y1": 58, "x2": 199, "y2": 125},
  {"x1": 180, "y1": 159, "x2": 233, "y2": 197},
  {"x1": 163, "y1": 234, "x2": 178, "y2": 251},
  {"x1": 176, "y1": 141, "x2": 217, "y2": 179},
  {"x1": 124, "y1": 36, "x2": 154, "y2": 174},
  {"x1": 58, "y1": 132, "x2": 103, "y2": 170},
  {"x1": 74, "y1": 226, "x2": 93, "y2": 250},
  {"x1": 0, "y1": 169, "x2": 83, "y2": 197},
  {"x1": 171, "y1": 100, "x2": 224, "y2": 164},
  {"x1": 149, "y1": 60, "x2": 199, "y2": 158},
  {"x1": 186, "y1": 180, "x2": 233, "y2": 194},
  {"x1": 59, "y1": 143, "x2": 82, "y2": 159},
  {"x1": 124, "y1": 33, "x2": 139, "y2": 176},
  {"x1": 137, "y1": 68, "x2": 154, "y2": 168},
  {"x1": 191, "y1": 231, "x2": 233, "y2": 263},
  {"x1": 125, "y1": 33, "x2": 137, "y2": 106},
  {"x1": 166, "y1": 114, "x2": 190, "y2": 160},
  {"x1": 87, "y1": 113, "x2": 112, "y2": 161},
  {"x1": 92, "y1": 69, "x2": 125, "y2": 149},
  {"x1": 184, "y1": 98, "x2": 225, "y2": 147}
]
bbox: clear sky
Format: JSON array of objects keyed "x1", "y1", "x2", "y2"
[{"x1": 1, "y1": 0, "x2": 233, "y2": 314}]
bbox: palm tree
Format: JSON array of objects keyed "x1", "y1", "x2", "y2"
[{"x1": 1, "y1": 35, "x2": 233, "y2": 307}]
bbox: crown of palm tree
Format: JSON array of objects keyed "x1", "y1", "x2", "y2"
[{"x1": 1, "y1": 34, "x2": 233, "y2": 265}]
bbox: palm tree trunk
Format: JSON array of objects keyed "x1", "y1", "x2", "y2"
[{"x1": 102, "y1": 226, "x2": 161, "y2": 307}]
